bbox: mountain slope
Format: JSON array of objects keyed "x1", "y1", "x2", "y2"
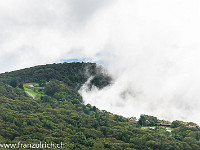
[
  {"x1": 0, "y1": 62, "x2": 199, "y2": 150},
  {"x1": 0, "y1": 62, "x2": 111, "y2": 90}
]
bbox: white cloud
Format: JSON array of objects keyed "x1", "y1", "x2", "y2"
[
  {"x1": 0, "y1": 0, "x2": 113, "y2": 72},
  {"x1": 79, "y1": 0, "x2": 200, "y2": 123},
  {"x1": 0, "y1": 0, "x2": 200, "y2": 123}
]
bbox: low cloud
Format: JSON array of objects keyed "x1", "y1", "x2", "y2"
[
  {"x1": 1, "y1": 0, "x2": 200, "y2": 123},
  {"x1": 79, "y1": 0, "x2": 200, "y2": 123}
]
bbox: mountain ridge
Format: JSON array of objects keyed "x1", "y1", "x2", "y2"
[{"x1": 0, "y1": 62, "x2": 199, "y2": 150}]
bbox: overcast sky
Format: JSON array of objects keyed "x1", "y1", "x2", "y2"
[{"x1": 1, "y1": 0, "x2": 200, "y2": 123}]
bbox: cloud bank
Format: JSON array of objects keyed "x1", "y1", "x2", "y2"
[{"x1": 1, "y1": 0, "x2": 200, "y2": 123}]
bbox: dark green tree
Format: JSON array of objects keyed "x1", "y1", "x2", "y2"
[
  {"x1": 18, "y1": 83, "x2": 24, "y2": 89},
  {"x1": 9, "y1": 79, "x2": 18, "y2": 88}
]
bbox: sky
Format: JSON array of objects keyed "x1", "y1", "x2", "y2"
[{"x1": 1, "y1": 0, "x2": 200, "y2": 123}]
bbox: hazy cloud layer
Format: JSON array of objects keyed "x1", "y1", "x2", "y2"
[
  {"x1": 0, "y1": 0, "x2": 112, "y2": 72},
  {"x1": 1, "y1": 0, "x2": 200, "y2": 123}
]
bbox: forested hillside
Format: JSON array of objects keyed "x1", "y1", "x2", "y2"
[
  {"x1": 0, "y1": 62, "x2": 111, "y2": 90},
  {"x1": 0, "y1": 62, "x2": 199, "y2": 150}
]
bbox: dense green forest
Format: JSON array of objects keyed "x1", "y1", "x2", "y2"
[{"x1": 0, "y1": 62, "x2": 199, "y2": 150}]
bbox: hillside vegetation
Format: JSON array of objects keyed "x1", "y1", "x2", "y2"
[{"x1": 0, "y1": 62, "x2": 199, "y2": 150}]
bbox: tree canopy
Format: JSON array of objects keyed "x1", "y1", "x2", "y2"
[{"x1": 0, "y1": 62, "x2": 199, "y2": 150}]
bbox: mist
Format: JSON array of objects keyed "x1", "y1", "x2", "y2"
[
  {"x1": 79, "y1": 0, "x2": 200, "y2": 124},
  {"x1": 0, "y1": 0, "x2": 200, "y2": 123}
]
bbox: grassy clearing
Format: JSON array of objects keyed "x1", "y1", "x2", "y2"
[
  {"x1": 140, "y1": 126, "x2": 173, "y2": 132},
  {"x1": 24, "y1": 83, "x2": 46, "y2": 97},
  {"x1": 24, "y1": 86, "x2": 38, "y2": 97},
  {"x1": 166, "y1": 127, "x2": 173, "y2": 131}
]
